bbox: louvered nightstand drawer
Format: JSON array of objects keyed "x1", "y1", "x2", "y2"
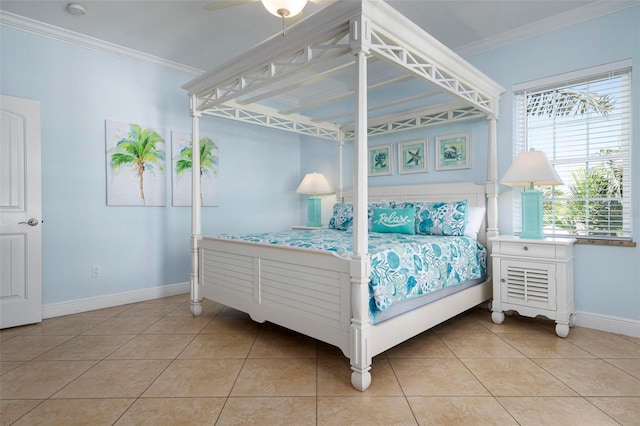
[{"x1": 490, "y1": 236, "x2": 576, "y2": 338}]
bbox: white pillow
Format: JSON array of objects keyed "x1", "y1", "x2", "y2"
[{"x1": 465, "y1": 206, "x2": 486, "y2": 239}]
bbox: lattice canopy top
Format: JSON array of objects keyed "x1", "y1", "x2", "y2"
[{"x1": 182, "y1": 0, "x2": 504, "y2": 141}]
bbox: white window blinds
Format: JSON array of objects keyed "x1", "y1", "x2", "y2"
[{"x1": 512, "y1": 60, "x2": 632, "y2": 239}]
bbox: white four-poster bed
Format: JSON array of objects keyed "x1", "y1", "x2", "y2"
[{"x1": 182, "y1": 0, "x2": 504, "y2": 391}]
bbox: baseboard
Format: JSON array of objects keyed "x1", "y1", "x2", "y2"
[
  {"x1": 575, "y1": 311, "x2": 640, "y2": 338},
  {"x1": 41, "y1": 282, "x2": 190, "y2": 319}
]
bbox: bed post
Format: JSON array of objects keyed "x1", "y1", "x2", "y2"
[
  {"x1": 190, "y1": 95, "x2": 203, "y2": 316},
  {"x1": 349, "y1": 14, "x2": 372, "y2": 392},
  {"x1": 486, "y1": 115, "x2": 499, "y2": 242}
]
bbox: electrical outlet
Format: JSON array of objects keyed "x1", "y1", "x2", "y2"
[{"x1": 91, "y1": 265, "x2": 101, "y2": 278}]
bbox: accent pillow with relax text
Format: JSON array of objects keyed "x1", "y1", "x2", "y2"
[{"x1": 372, "y1": 207, "x2": 416, "y2": 234}]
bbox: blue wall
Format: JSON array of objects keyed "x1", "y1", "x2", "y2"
[{"x1": 1, "y1": 26, "x2": 302, "y2": 305}]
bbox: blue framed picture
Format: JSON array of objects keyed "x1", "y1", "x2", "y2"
[
  {"x1": 435, "y1": 133, "x2": 470, "y2": 170},
  {"x1": 368, "y1": 144, "x2": 393, "y2": 176},
  {"x1": 398, "y1": 139, "x2": 427, "y2": 174}
]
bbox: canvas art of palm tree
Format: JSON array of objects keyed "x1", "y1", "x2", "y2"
[
  {"x1": 171, "y1": 130, "x2": 219, "y2": 207},
  {"x1": 106, "y1": 121, "x2": 166, "y2": 206}
]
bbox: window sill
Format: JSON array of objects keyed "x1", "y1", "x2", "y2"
[{"x1": 575, "y1": 238, "x2": 636, "y2": 247}]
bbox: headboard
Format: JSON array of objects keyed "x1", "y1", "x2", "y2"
[{"x1": 342, "y1": 182, "x2": 488, "y2": 247}]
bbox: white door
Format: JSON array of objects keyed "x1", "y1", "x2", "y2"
[{"x1": 0, "y1": 95, "x2": 42, "y2": 329}]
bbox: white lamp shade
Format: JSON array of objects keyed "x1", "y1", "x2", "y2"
[
  {"x1": 261, "y1": 0, "x2": 307, "y2": 17},
  {"x1": 296, "y1": 172, "x2": 333, "y2": 195},
  {"x1": 501, "y1": 150, "x2": 563, "y2": 187}
]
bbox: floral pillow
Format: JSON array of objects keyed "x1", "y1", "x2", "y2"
[
  {"x1": 328, "y1": 203, "x2": 353, "y2": 230},
  {"x1": 400, "y1": 200, "x2": 468, "y2": 236}
]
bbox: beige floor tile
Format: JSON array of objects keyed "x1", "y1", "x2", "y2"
[
  {"x1": 462, "y1": 358, "x2": 578, "y2": 396},
  {"x1": 81, "y1": 315, "x2": 161, "y2": 335},
  {"x1": 317, "y1": 356, "x2": 403, "y2": 396},
  {"x1": 498, "y1": 332, "x2": 596, "y2": 358},
  {"x1": 217, "y1": 397, "x2": 315, "y2": 425},
  {"x1": 22, "y1": 317, "x2": 107, "y2": 336},
  {"x1": 535, "y1": 358, "x2": 640, "y2": 396},
  {"x1": 0, "y1": 361, "x2": 95, "y2": 399},
  {"x1": 107, "y1": 334, "x2": 195, "y2": 359},
  {"x1": 317, "y1": 396, "x2": 417, "y2": 426},
  {"x1": 34, "y1": 335, "x2": 135, "y2": 361},
  {"x1": 587, "y1": 397, "x2": 640, "y2": 426},
  {"x1": 200, "y1": 309, "x2": 262, "y2": 334},
  {"x1": 168, "y1": 300, "x2": 224, "y2": 318},
  {"x1": 0, "y1": 326, "x2": 31, "y2": 342},
  {"x1": 0, "y1": 361, "x2": 24, "y2": 375},
  {"x1": 0, "y1": 400, "x2": 43, "y2": 426},
  {"x1": 12, "y1": 398, "x2": 134, "y2": 426},
  {"x1": 567, "y1": 327, "x2": 640, "y2": 358},
  {"x1": 605, "y1": 358, "x2": 640, "y2": 379},
  {"x1": 389, "y1": 358, "x2": 489, "y2": 396},
  {"x1": 115, "y1": 302, "x2": 179, "y2": 317},
  {"x1": 498, "y1": 396, "x2": 621, "y2": 426},
  {"x1": 231, "y1": 358, "x2": 316, "y2": 396},
  {"x1": 115, "y1": 397, "x2": 225, "y2": 426},
  {"x1": 52, "y1": 359, "x2": 170, "y2": 398},
  {"x1": 0, "y1": 335, "x2": 73, "y2": 361},
  {"x1": 408, "y1": 396, "x2": 518, "y2": 425},
  {"x1": 438, "y1": 333, "x2": 525, "y2": 358},
  {"x1": 142, "y1": 315, "x2": 212, "y2": 334},
  {"x1": 386, "y1": 331, "x2": 456, "y2": 359},
  {"x1": 142, "y1": 359, "x2": 244, "y2": 397},
  {"x1": 432, "y1": 314, "x2": 492, "y2": 335},
  {"x1": 248, "y1": 324, "x2": 317, "y2": 358},
  {"x1": 178, "y1": 333, "x2": 256, "y2": 359}
]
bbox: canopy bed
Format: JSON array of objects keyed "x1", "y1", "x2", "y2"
[{"x1": 182, "y1": 0, "x2": 504, "y2": 391}]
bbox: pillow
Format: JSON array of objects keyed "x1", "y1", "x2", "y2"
[
  {"x1": 415, "y1": 200, "x2": 468, "y2": 236},
  {"x1": 372, "y1": 207, "x2": 416, "y2": 234},
  {"x1": 328, "y1": 203, "x2": 353, "y2": 230},
  {"x1": 465, "y1": 206, "x2": 486, "y2": 239}
]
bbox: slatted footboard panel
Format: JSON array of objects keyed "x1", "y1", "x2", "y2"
[{"x1": 199, "y1": 237, "x2": 352, "y2": 354}]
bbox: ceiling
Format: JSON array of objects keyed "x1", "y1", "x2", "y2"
[{"x1": 0, "y1": 0, "x2": 634, "y2": 72}]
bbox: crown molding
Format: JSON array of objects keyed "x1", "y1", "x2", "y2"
[
  {"x1": 0, "y1": 10, "x2": 203, "y2": 78},
  {"x1": 455, "y1": 1, "x2": 638, "y2": 57}
]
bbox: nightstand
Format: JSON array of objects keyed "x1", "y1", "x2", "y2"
[
  {"x1": 291, "y1": 225, "x2": 327, "y2": 230},
  {"x1": 490, "y1": 235, "x2": 577, "y2": 337}
]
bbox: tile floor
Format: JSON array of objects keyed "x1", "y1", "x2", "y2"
[{"x1": 1, "y1": 294, "x2": 639, "y2": 425}]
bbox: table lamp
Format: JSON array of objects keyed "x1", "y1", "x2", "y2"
[
  {"x1": 501, "y1": 149, "x2": 563, "y2": 239},
  {"x1": 296, "y1": 172, "x2": 333, "y2": 227}
]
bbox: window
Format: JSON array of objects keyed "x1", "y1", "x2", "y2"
[{"x1": 513, "y1": 60, "x2": 632, "y2": 240}]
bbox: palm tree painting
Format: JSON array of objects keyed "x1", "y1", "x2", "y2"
[
  {"x1": 171, "y1": 130, "x2": 219, "y2": 206},
  {"x1": 106, "y1": 120, "x2": 166, "y2": 206}
]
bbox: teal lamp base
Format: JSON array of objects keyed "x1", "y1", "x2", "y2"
[
  {"x1": 306, "y1": 196, "x2": 322, "y2": 228},
  {"x1": 520, "y1": 188, "x2": 545, "y2": 239}
]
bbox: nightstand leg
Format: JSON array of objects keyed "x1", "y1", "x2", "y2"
[
  {"x1": 491, "y1": 310, "x2": 505, "y2": 324},
  {"x1": 555, "y1": 322, "x2": 570, "y2": 338}
]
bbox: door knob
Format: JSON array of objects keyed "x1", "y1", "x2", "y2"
[{"x1": 18, "y1": 218, "x2": 39, "y2": 226}]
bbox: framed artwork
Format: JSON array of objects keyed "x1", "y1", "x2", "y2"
[
  {"x1": 368, "y1": 144, "x2": 393, "y2": 176},
  {"x1": 398, "y1": 139, "x2": 427, "y2": 174},
  {"x1": 435, "y1": 133, "x2": 471, "y2": 170},
  {"x1": 171, "y1": 130, "x2": 219, "y2": 206},
  {"x1": 105, "y1": 120, "x2": 166, "y2": 206}
]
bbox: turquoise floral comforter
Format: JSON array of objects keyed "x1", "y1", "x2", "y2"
[{"x1": 218, "y1": 229, "x2": 486, "y2": 323}]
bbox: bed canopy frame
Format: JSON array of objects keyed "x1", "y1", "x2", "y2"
[{"x1": 183, "y1": 0, "x2": 504, "y2": 391}]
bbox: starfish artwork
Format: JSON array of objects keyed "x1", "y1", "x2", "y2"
[{"x1": 406, "y1": 147, "x2": 422, "y2": 166}]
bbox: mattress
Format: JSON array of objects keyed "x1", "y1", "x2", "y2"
[{"x1": 218, "y1": 229, "x2": 487, "y2": 324}]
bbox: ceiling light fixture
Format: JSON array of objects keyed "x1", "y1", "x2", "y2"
[
  {"x1": 66, "y1": 3, "x2": 86, "y2": 16},
  {"x1": 260, "y1": 0, "x2": 307, "y2": 18}
]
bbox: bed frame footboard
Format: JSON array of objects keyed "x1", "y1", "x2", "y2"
[{"x1": 198, "y1": 237, "x2": 353, "y2": 354}]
